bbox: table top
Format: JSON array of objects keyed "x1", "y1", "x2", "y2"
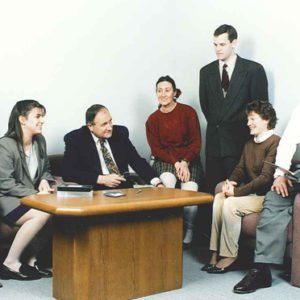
[{"x1": 21, "y1": 187, "x2": 213, "y2": 216}]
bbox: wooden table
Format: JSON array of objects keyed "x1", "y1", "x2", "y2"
[{"x1": 22, "y1": 188, "x2": 213, "y2": 300}]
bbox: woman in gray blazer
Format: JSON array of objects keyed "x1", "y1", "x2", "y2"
[{"x1": 0, "y1": 100, "x2": 54, "y2": 281}]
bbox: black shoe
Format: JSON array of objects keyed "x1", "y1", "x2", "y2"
[
  {"x1": 34, "y1": 262, "x2": 52, "y2": 278},
  {"x1": 0, "y1": 264, "x2": 41, "y2": 281},
  {"x1": 281, "y1": 269, "x2": 291, "y2": 282},
  {"x1": 201, "y1": 263, "x2": 215, "y2": 271},
  {"x1": 207, "y1": 260, "x2": 237, "y2": 274},
  {"x1": 0, "y1": 281, "x2": 2, "y2": 288},
  {"x1": 233, "y1": 268, "x2": 272, "y2": 294}
]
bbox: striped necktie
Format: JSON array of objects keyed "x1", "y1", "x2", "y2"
[{"x1": 99, "y1": 139, "x2": 120, "y2": 174}]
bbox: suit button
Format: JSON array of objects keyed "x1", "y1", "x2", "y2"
[{"x1": 216, "y1": 125, "x2": 219, "y2": 128}]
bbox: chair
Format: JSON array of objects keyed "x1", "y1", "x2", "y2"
[{"x1": 214, "y1": 182, "x2": 300, "y2": 287}]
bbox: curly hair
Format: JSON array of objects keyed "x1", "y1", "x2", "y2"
[{"x1": 246, "y1": 100, "x2": 277, "y2": 129}]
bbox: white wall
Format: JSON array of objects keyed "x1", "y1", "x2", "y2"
[{"x1": 0, "y1": 0, "x2": 299, "y2": 159}]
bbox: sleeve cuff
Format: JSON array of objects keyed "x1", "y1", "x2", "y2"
[{"x1": 150, "y1": 177, "x2": 162, "y2": 187}]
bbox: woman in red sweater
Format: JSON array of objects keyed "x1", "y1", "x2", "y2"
[{"x1": 146, "y1": 75, "x2": 203, "y2": 245}]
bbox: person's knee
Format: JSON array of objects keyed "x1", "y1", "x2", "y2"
[
  {"x1": 223, "y1": 197, "x2": 236, "y2": 215},
  {"x1": 213, "y1": 193, "x2": 225, "y2": 210},
  {"x1": 181, "y1": 181, "x2": 198, "y2": 191},
  {"x1": 33, "y1": 211, "x2": 51, "y2": 225},
  {"x1": 160, "y1": 172, "x2": 177, "y2": 188}
]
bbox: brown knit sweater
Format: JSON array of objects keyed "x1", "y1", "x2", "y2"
[{"x1": 229, "y1": 134, "x2": 280, "y2": 196}]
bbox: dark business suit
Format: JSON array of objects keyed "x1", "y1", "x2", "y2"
[
  {"x1": 62, "y1": 125, "x2": 158, "y2": 190},
  {"x1": 199, "y1": 55, "x2": 268, "y2": 193}
]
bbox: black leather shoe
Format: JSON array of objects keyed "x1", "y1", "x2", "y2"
[
  {"x1": 201, "y1": 263, "x2": 215, "y2": 271},
  {"x1": 233, "y1": 268, "x2": 272, "y2": 294},
  {"x1": 207, "y1": 261, "x2": 237, "y2": 274},
  {"x1": 0, "y1": 264, "x2": 41, "y2": 281},
  {"x1": 34, "y1": 262, "x2": 52, "y2": 278},
  {"x1": 281, "y1": 269, "x2": 291, "y2": 282}
]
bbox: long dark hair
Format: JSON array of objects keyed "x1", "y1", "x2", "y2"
[{"x1": 5, "y1": 100, "x2": 46, "y2": 155}]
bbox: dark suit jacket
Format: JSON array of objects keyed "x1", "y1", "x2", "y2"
[
  {"x1": 62, "y1": 125, "x2": 158, "y2": 190},
  {"x1": 199, "y1": 55, "x2": 268, "y2": 157}
]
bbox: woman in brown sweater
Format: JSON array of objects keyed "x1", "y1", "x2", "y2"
[
  {"x1": 146, "y1": 75, "x2": 203, "y2": 245},
  {"x1": 203, "y1": 100, "x2": 280, "y2": 273}
]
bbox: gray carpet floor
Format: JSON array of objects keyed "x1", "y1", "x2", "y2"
[{"x1": 0, "y1": 246, "x2": 299, "y2": 300}]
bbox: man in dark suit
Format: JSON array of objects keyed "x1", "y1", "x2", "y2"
[
  {"x1": 199, "y1": 24, "x2": 269, "y2": 193},
  {"x1": 62, "y1": 104, "x2": 162, "y2": 190}
]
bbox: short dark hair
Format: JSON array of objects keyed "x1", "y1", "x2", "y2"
[
  {"x1": 156, "y1": 75, "x2": 181, "y2": 99},
  {"x1": 85, "y1": 104, "x2": 107, "y2": 124},
  {"x1": 246, "y1": 100, "x2": 277, "y2": 130},
  {"x1": 5, "y1": 99, "x2": 46, "y2": 144},
  {"x1": 214, "y1": 24, "x2": 238, "y2": 42}
]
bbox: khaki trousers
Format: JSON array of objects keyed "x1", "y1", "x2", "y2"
[{"x1": 210, "y1": 192, "x2": 264, "y2": 257}]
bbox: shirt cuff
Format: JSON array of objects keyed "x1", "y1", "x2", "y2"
[
  {"x1": 150, "y1": 177, "x2": 162, "y2": 187},
  {"x1": 274, "y1": 169, "x2": 285, "y2": 178}
]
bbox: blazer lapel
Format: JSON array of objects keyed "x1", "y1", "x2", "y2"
[
  {"x1": 208, "y1": 61, "x2": 224, "y2": 99},
  {"x1": 221, "y1": 56, "x2": 247, "y2": 120},
  {"x1": 207, "y1": 61, "x2": 224, "y2": 121},
  {"x1": 84, "y1": 128, "x2": 102, "y2": 173},
  {"x1": 107, "y1": 138, "x2": 122, "y2": 171}
]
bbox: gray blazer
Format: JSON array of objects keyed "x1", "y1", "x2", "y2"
[{"x1": 0, "y1": 135, "x2": 54, "y2": 216}]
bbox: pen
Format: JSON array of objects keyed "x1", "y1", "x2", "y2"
[{"x1": 135, "y1": 189, "x2": 143, "y2": 194}]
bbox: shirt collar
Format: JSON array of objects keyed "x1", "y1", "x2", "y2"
[
  {"x1": 91, "y1": 132, "x2": 107, "y2": 145},
  {"x1": 254, "y1": 129, "x2": 274, "y2": 143},
  {"x1": 219, "y1": 54, "x2": 237, "y2": 70}
]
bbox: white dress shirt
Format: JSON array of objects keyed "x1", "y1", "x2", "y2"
[
  {"x1": 219, "y1": 54, "x2": 237, "y2": 81},
  {"x1": 91, "y1": 133, "x2": 161, "y2": 186},
  {"x1": 91, "y1": 133, "x2": 117, "y2": 175},
  {"x1": 274, "y1": 104, "x2": 300, "y2": 177}
]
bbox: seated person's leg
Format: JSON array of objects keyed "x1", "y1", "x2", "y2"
[
  {"x1": 160, "y1": 172, "x2": 177, "y2": 188},
  {"x1": 1, "y1": 208, "x2": 51, "y2": 280},
  {"x1": 181, "y1": 181, "x2": 198, "y2": 244}
]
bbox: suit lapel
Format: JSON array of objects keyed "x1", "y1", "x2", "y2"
[
  {"x1": 84, "y1": 127, "x2": 102, "y2": 172},
  {"x1": 107, "y1": 137, "x2": 122, "y2": 171},
  {"x1": 207, "y1": 61, "x2": 224, "y2": 121},
  {"x1": 221, "y1": 56, "x2": 247, "y2": 120},
  {"x1": 33, "y1": 140, "x2": 42, "y2": 182},
  {"x1": 208, "y1": 61, "x2": 223, "y2": 99}
]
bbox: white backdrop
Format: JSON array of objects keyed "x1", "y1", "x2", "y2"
[{"x1": 0, "y1": 0, "x2": 299, "y2": 161}]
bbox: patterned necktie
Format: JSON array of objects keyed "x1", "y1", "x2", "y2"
[
  {"x1": 99, "y1": 139, "x2": 120, "y2": 174},
  {"x1": 221, "y1": 63, "x2": 230, "y2": 92}
]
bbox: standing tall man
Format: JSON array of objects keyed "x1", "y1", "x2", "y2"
[{"x1": 200, "y1": 24, "x2": 269, "y2": 193}]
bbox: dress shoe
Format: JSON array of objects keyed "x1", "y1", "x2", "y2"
[
  {"x1": 207, "y1": 260, "x2": 238, "y2": 274},
  {"x1": 233, "y1": 268, "x2": 272, "y2": 294},
  {"x1": 201, "y1": 263, "x2": 215, "y2": 271},
  {"x1": 281, "y1": 269, "x2": 291, "y2": 282},
  {"x1": 34, "y1": 262, "x2": 52, "y2": 278},
  {"x1": 0, "y1": 281, "x2": 2, "y2": 288},
  {"x1": 0, "y1": 264, "x2": 41, "y2": 280}
]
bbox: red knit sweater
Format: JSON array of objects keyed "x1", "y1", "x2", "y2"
[{"x1": 146, "y1": 103, "x2": 201, "y2": 164}]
